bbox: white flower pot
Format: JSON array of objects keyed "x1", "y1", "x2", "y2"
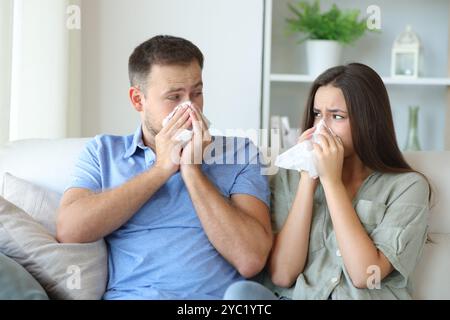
[{"x1": 306, "y1": 40, "x2": 343, "y2": 78}]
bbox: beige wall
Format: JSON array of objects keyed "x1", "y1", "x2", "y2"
[{"x1": 80, "y1": 0, "x2": 264, "y2": 140}]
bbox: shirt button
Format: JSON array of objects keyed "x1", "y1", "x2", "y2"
[
  {"x1": 336, "y1": 250, "x2": 341, "y2": 257},
  {"x1": 331, "y1": 277, "x2": 339, "y2": 284}
]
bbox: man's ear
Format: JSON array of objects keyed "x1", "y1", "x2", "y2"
[{"x1": 129, "y1": 87, "x2": 145, "y2": 112}]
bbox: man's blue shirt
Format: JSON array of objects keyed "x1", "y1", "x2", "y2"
[{"x1": 67, "y1": 126, "x2": 270, "y2": 300}]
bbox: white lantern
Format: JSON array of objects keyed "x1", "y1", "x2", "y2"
[{"x1": 391, "y1": 25, "x2": 421, "y2": 79}]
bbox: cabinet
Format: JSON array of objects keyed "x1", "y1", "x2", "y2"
[{"x1": 261, "y1": 0, "x2": 450, "y2": 150}]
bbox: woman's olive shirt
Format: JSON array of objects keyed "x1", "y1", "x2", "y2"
[{"x1": 263, "y1": 169, "x2": 430, "y2": 300}]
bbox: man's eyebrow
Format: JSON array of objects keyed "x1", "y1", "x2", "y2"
[
  {"x1": 164, "y1": 87, "x2": 185, "y2": 95},
  {"x1": 163, "y1": 82, "x2": 203, "y2": 95}
]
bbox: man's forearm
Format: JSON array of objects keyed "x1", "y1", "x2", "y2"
[
  {"x1": 181, "y1": 166, "x2": 271, "y2": 278},
  {"x1": 57, "y1": 166, "x2": 171, "y2": 243}
]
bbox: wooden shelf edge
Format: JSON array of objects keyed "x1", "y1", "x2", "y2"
[{"x1": 270, "y1": 74, "x2": 450, "y2": 86}]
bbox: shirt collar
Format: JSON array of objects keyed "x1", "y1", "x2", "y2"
[{"x1": 124, "y1": 126, "x2": 153, "y2": 159}]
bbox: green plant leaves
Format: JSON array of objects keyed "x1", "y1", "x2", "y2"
[{"x1": 286, "y1": 0, "x2": 374, "y2": 44}]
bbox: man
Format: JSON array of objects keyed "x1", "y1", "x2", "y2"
[{"x1": 56, "y1": 35, "x2": 272, "y2": 300}]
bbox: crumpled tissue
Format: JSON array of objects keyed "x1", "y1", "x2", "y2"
[
  {"x1": 162, "y1": 101, "x2": 211, "y2": 145},
  {"x1": 274, "y1": 119, "x2": 329, "y2": 179}
]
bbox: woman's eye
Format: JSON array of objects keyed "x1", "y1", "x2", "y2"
[
  {"x1": 313, "y1": 112, "x2": 321, "y2": 118},
  {"x1": 333, "y1": 115, "x2": 344, "y2": 120},
  {"x1": 195, "y1": 92, "x2": 203, "y2": 97}
]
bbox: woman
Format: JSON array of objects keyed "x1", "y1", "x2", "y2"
[{"x1": 224, "y1": 63, "x2": 431, "y2": 300}]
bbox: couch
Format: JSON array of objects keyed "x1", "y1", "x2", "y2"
[{"x1": 0, "y1": 138, "x2": 449, "y2": 299}]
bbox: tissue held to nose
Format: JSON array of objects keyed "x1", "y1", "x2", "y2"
[
  {"x1": 162, "y1": 101, "x2": 211, "y2": 144},
  {"x1": 274, "y1": 119, "x2": 330, "y2": 179},
  {"x1": 162, "y1": 101, "x2": 193, "y2": 128}
]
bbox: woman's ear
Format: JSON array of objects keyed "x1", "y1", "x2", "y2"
[{"x1": 129, "y1": 87, "x2": 145, "y2": 112}]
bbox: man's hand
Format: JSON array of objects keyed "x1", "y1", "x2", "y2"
[
  {"x1": 154, "y1": 105, "x2": 192, "y2": 176},
  {"x1": 180, "y1": 106, "x2": 212, "y2": 174}
]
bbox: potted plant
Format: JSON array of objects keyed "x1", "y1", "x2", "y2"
[{"x1": 286, "y1": 0, "x2": 371, "y2": 77}]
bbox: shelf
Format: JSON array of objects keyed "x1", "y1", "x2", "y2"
[
  {"x1": 262, "y1": 0, "x2": 450, "y2": 150},
  {"x1": 270, "y1": 74, "x2": 450, "y2": 86}
]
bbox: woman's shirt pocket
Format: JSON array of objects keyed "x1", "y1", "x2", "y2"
[{"x1": 355, "y1": 199, "x2": 387, "y2": 234}]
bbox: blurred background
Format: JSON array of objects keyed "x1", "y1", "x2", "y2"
[{"x1": 0, "y1": 0, "x2": 449, "y2": 150}]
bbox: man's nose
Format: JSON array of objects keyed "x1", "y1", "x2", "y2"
[{"x1": 180, "y1": 93, "x2": 190, "y2": 102}]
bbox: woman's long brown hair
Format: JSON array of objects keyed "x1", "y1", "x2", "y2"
[{"x1": 302, "y1": 63, "x2": 432, "y2": 201}]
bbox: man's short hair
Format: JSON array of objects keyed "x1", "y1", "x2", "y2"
[{"x1": 128, "y1": 35, "x2": 204, "y2": 89}]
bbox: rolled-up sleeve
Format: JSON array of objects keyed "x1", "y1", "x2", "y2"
[
  {"x1": 370, "y1": 174, "x2": 430, "y2": 288},
  {"x1": 229, "y1": 140, "x2": 270, "y2": 208},
  {"x1": 65, "y1": 137, "x2": 102, "y2": 193}
]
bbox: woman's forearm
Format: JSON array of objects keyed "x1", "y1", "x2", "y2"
[{"x1": 268, "y1": 176, "x2": 316, "y2": 287}]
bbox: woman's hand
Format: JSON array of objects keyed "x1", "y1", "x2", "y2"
[
  {"x1": 312, "y1": 126, "x2": 344, "y2": 186},
  {"x1": 297, "y1": 127, "x2": 319, "y2": 188},
  {"x1": 297, "y1": 126, "x2": 316, "y2": 144}
]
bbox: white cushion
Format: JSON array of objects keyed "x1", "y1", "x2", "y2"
[
  {"x1": 0, "y1": 196, "x2": 108, "y2": 300},
  {"x1": 0, "y1": 138, "x2": 90, "y2": 194},
  {"x1": 404, "y1": 152, "x2": 450, "y2": 234},
  {"x1": 2, "y1": 173, "x2": 60, "y2": 236},
  {"x1": 412, "y1": 234, "x2": 450, "y2": 299}
]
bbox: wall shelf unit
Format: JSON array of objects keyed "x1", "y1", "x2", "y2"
[{"x1": 261, "y1": 0, "x2": 450, "y2": 150}]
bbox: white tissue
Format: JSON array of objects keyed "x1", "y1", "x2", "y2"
[
  {"x1": 274, "y1": 119, "x2": 328, "y2": 179},
  {"x1": 162, "y1": 101, "x2": 211, "y2": 145}
]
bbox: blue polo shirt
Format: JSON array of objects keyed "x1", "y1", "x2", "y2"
[{"x1": 66, "y1": 126, "x2": 270, "y2": 300}]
